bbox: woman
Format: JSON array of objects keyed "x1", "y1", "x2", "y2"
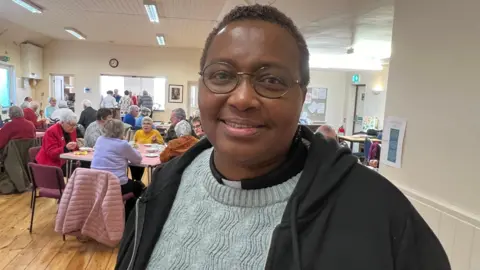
[
  {"x1": 36, "y1": 110, "x2": 78, "y2": 175},
  {"x1": 191, "y1": 116, "x2": 205, "y2": 138},
  {"x1": 119, "y1": 90, "x2": 132, "y2": 118},
  {"x1": 133, "y1": 117, "x2": 163, "y2": 144},
  {"x1": 116, "y1": 5, "x2": 449, "y2": 270},
  {"x1": 160, "y1": 120, "x2": 198, "y2": 162},
  {"x1": 91, "y1": 119, "x2": 144, "y2": 219},
  {"x1": 135, "y1": 107, "x2": 151, "y2": 130},
  {"x1": 45, "y1": 97, "x2": 57, "y2": 119}
]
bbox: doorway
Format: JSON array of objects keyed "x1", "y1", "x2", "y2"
[
  {"x1": 352, "y1": 84, "x2": 366, "y2": 134},
  {"x1": 50, "y1": 74, "x2": 75, "y2": 111}
]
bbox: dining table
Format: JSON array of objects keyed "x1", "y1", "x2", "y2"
[{"x1": 59, "y1": 143, "x2": 163, "y2": 184}]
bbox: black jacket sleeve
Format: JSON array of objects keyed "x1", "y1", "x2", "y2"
[
  {"x1": 78, "y1": 111, "x2": 86, "y2": 128},
  {"x1": 395, "y1": 207, "x2": 451, "y2": 270}
]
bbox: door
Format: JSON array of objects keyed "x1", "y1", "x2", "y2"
[
  {"x1": 352, "y1": 85, "x2": 366, "y2": 134},
  {"x1": 187, "y1": 81, "x2": 199, "y2": 117},
  {"x1": 52, "y1": 75, "x2": 65, "y2": 101}
]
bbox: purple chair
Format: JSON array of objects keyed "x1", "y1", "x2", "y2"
[{"x1": 28, "y1": 162, "x2": 66, "y2": 238}]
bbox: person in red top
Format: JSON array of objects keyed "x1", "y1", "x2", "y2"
[
  {"x1": 23, "y1": 101, "x2": 46, "y2": 129},
  {"x1": 36, "y1": 109, "x2": 78, "y2": 173},
  {"x1": 0, "y1": 106, "x2": 36, "y2": 149}
]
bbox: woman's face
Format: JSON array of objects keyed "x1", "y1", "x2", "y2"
[
  {"x1": 62, "y1": 121, "x2": 77, "y2": 133},
  {"x1": 50, "y1": 100, "x2": 56, "y2": 107},
  {"x1": 192, "y1": 121, "x2": 204, "y2": 137},
  {"x1": 198, "y1": 20, "x2": 305, "y2": 165},
  {"x1": 142, "y1": 122, "x2": 153, "y2": 132}
]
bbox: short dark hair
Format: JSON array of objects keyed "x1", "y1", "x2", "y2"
[
  {"x1": 107, "y1": 90, "x2": 113, "y2": 95},
  {"x1": 96, "y1": 108, "x2": 113, "y2": 121},
  {"x1": 200, "y1": 4, "x2": 310, "y2": 87},
  {"x1": 124, "y1": 90, "x2": 129, "y2": 95}
]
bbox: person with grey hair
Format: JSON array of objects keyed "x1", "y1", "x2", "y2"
[
  {"x1": 0, "y1": 106, "x2": 36, "y2": 149},
  {"x1": 45, "y1": 97, "x2": 57, "y2": 119},
  {"x1": 135, "y1": 107, "x2": 151, "y2": 129},
  {"x1": 91, "y1": 119, "x2": 144, "y2": 219},
  {"x1": 78, "y1": 99, "x2": 97, "y2": 129},
  {"x1": 84, "y1": 108, "x2": 113, "y2": 148},
  {"x1": 123, "y1": 105, "x2": 140, "y2": 128},
  {"x1": 138, "y1": 90, "x2": 153, "y2": 115},
  {"x1": 160, "y1": 120, "x2": 199, "y2": 162},
  {"x1": 36, "y1": 110, "x2": 78, "y2": 174},
  {"x1": 165, "y1": 108, "x2": 191, "y2": 142},
  {"x1": 101, "y1": 90, "x2": 118, "y2": 109},
  {"x1": 50, "y1": 100, "x2": 73, "y2": 122},
  {"x1": 23, "y1": 101, "x2": 46, "y2": 129}
]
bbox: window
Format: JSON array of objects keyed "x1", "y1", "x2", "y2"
[
  {"x1": 190, "y1": 85, "x2": 198, "y2": 108},
  {"x1": 100, "y1": 75, "x2": 166, "y2": 110},
  {"x1": 0, "y1": 64, "x2": 15, "y2": 108}
]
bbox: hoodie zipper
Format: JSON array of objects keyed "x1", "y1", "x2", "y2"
[{"x1": 127, "y1": 196, "x2": 146, "y2": 270}]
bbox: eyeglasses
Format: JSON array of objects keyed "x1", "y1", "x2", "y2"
[{"x1": 199, "y1": 62, "x2": 302, "y2": 99}]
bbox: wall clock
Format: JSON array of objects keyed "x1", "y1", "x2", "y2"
[{"x1": 109, "y1": 58, "x2": 119, "y2": 68}]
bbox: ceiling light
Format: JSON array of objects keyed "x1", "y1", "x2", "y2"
[
  {"x1": 12, "y1": 0, "x2": 43, "y2": 14},
  {"x1": 156, "y1": 34, "x2": 165, "y2": 46},
  {"x1": 64, "y1": 28, "x2": 86, "y2": 40},
  {"x1": 144, "y1": 0, "x2": 159, "y2": 23}
]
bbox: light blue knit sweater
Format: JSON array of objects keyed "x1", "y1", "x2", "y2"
[{"x1": 146, "y1": 147, "x2": 301, "y2": 270}]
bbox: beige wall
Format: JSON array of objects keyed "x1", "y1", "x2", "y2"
[
  {"x1": 309, "y1": 69, "x2": 348, "y2": 128},
  {"x1": 37, "y1": 40, "x2": 202, "y2": 121},
  {"x1": 382, "y1": 0, "x2": 480, "y2": 268},
  {"x1": 0, "y1": 43, "x2": 34, "y2": 104}
]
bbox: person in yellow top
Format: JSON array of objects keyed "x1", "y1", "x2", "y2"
[{"x1": 133, "y1": 117, "x2": 164, "y2": 144}]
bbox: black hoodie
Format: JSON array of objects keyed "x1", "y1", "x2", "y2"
[{"x1": 116, "y1": 126, "x2": 450, "y2": 270}]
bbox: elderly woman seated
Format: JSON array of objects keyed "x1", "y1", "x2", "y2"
[
  {"x1": 191, "y1": 116, "x2": 205, "y2": 139},
  {"x1": 91, "y1": 119, "x2": 144, "y2": 218},
  {"x1": 0, "y1": 106, "x2": 36, "y2": 150},
  {"x1": 133, "y1": 117, "x2": 163, "y2": 144},
  {"x1": 50, "y1": 100, "x2": 70, "y2": 121},
  {"x1": 44, "y1": 97, "x2": 57, "y2": 119},
  {"x1": 160, "y1": 120, "x2": 199, "y2": 162},
  {"x1": 135, "y1": 107, "x2": 151, "y2": 130},
  {"x1": 23, "y1": 101, "x2": 46, "y2": 129},
  {"x1": 36, "y1": 110, "x2": 78, "y2": 175}
]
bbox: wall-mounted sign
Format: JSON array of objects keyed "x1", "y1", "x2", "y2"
[
  {"x1": 84, "y1": 87, "x2": 91, "y2": 93},
  {"x1": 352, "y1": 74, "x2": 360, "y2": 84},
  {"x1": 0, "y1": 56, "x2": 10, "y2": 62}
]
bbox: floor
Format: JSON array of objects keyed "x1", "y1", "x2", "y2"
[{"x1": 0, "y1": 192, "x2": 118, "y2": 270}]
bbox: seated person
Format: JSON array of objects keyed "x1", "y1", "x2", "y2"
[
  {"x1": 0, "y1": 106, "x2": 36, "y2": 149},
  {"x1": 165, "y1": 108, "x2": 189, "y2": 142},
  {"x1": 133, "y1": 117, "x2": 163, "y2": 144},
  {"x1": 44, "y1": 97, "x2": 57, "y2": 119},
  {"x1": 23, "y1": 101, "x2": 46, "y2": 129},
  {"x1": 91, "y1": 119, "x2": 144, "y2": 219},
  {"x1": 84, "y1": 108, "x2": 113, "y2": 148},
  {"x1": 50, "y1": 101, "x2": 71, "y2": 121},
  {"x1": 191, "y1": 116, "x2": 205, "y2": 139},
  {"x1": 135, "y1": 107, "x2": 151, "y2": 130},
  {"x1": 316, "y1": 125, "x2": 337, "y2": 140},
  {"x1": 122, "y1": 105, "x2": 139, "y2": 128},
  {"x1": 130, "y1": 117, "x2": 163, "y2": 181},
  {"x1": 160, "y1": 120, "x2": 199, "y2": 162},
  {"x1": 78, "y1": 99, "x2": 97, "y2": 129},
  {"x1": 36, "y1": 110, "x2": 78, "y2": 175}
]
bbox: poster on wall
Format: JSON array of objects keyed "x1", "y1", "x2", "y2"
[{"x1": 380, "y1": 116, "x2": 407, "y2": 168}]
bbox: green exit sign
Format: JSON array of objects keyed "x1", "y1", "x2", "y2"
[
  {"x1": 352, "y1": 74, "x2": 360, "y2": 84},
  {"x1": 0, "y1": 56, "x2": 10, "y2": 62}
]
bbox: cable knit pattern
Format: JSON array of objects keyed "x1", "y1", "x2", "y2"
[{"x1": 147, "y1": 147, "x2": 301, "y2": 270}]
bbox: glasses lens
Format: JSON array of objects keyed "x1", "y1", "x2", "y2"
[
  {"x1": 253, "y1": 68, "x2": 294, "y2": 98},
  {"x1": 203, "y1": 63, "x2": 238, "y2": 94}
]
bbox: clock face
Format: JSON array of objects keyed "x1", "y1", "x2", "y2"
[{"x1": 109, "y1": 58, "x2": 119, "y2": 68}]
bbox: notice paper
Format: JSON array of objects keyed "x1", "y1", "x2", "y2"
[
  {"x1": 318, "y1": 88, "x2": 327, "y2": 99},
  {"x1": 305, "y1": 93, "x2": 312, "y2": 104},
  {"x1": 307, "y1": 101, "x2": 317, "y2": 113},
  {"x1": 380, "y1": 116, "x2": 407, "y2": 168},
  {"x1": 316, "y1": 102, "x2": 325, "y2": 114}
]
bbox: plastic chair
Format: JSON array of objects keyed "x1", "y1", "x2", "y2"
[{"x1": 28, "y1": 162, "x2": 66, "y2": 239}]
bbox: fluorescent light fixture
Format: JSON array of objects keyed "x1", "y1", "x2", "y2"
[
  {"x1": 64, "y1": 28, "x2": 86, "y2": 40},
  {"x1": 309, "y1": 54, "x2": 384, "y2": 71},
  {"x1": 144, "y1": 0, "x2": 159, "y2": 23},
  {"x1": 156, "y1": 34, "x2": 165, "y2": 46},
  {"x1": 12, "y1": 0, "x2": 43, "y2": 13}
]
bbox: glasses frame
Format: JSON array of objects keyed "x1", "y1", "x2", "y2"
[{"x1": 199, "y1": 62, "x2": 302, "y2": 99}]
